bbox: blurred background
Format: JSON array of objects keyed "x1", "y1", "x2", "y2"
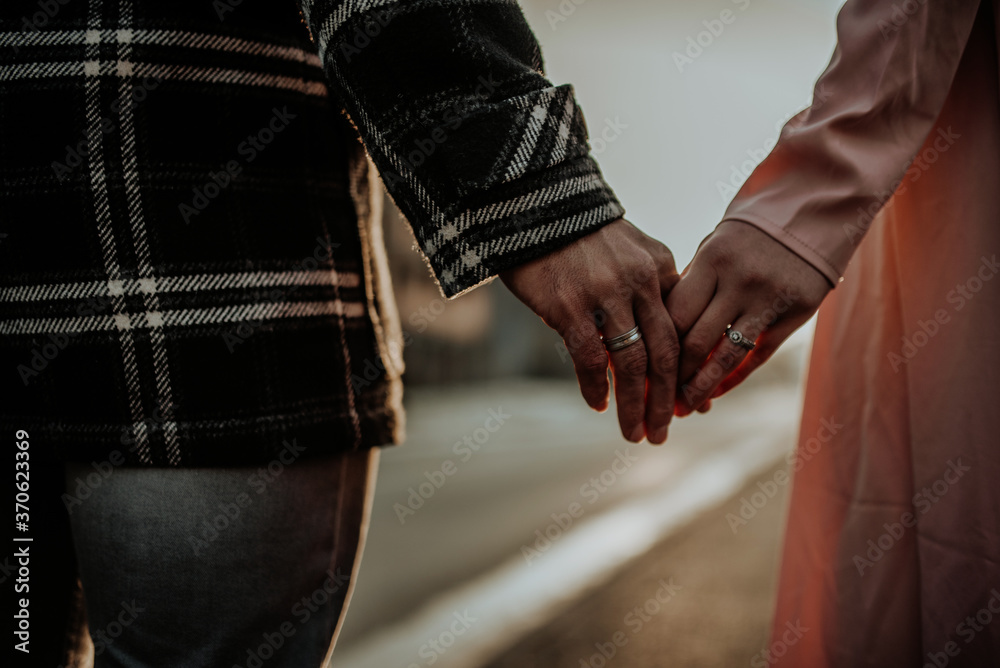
[{"x1": 333, "y1": 0, "x2": 845, "y2": 666}]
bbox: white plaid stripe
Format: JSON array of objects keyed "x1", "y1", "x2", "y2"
[
  {"x1": 547, "y1": 95, "x2": 578, "y2": 168},
  {"x1": 502, "y1": 94, "x2": 555, "y2": 183},
  {"x1": 324, "y1": 69, "x2": 451, "y2": 245},
  {"x1": 82, "y1": 0, "x2": 153, "y2": 463},
  {"x1": 133, "y1": 62, "x2": 328, "y2": 96},
  {"x1": 0, "y1": 300, "x2": 368, "y2": 336},
  {"x1": 0, "y1": 270, "x2": 362, "y2": 302},
  {"x1": 0, "y1": 29, "x2": 322, "y2": 67},
  {"x1": 436, "y1": 172, "x2": 608, "y2": 251},
  {"x1": 438, "y1": 199, "x2": 625, "y2": 291},
  {"x1": 119, "y1": 0, "x2": 181, "y2": 463},
  {"x1": 0, "y1": 60, "x2": 329, "y2": 96}
]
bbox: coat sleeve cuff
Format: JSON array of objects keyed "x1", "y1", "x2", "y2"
[
  {"x1": 719, "y1": 213, "x2": 842, "y2": 288},
  {"x1": 406, "y1": 154, "x2": 624, "y2": 298}
]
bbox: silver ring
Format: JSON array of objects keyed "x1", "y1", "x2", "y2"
[
  {"x1": 604, "y1": 325, "x2": 642, "y2": 352},
  {"x1": 725, "y1": 326, "x2": 756, "y2": 351}
]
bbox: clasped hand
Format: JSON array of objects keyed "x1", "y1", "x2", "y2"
[{"x1": 501, "y1": 218, "x2": 831, "y2": 444}]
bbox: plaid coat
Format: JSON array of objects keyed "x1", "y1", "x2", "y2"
[{"x1": 0, "y1": 0, "x2": 624, "y2": 466}]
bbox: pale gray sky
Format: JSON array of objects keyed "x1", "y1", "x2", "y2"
[{"x1": 520, "y1": 0, "x2": 847, "y2": 266}]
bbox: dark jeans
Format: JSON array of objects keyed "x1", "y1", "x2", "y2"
[{"x1": 61, "y1": 450, "x2": 378, "y2": 668}]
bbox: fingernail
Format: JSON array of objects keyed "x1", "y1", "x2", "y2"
[
  {"x1": 650, "y1": 426, "x2": 668, "y2": 445},
  {"x1": 629, "y1": 425, "x2": 645, "y2": 443}
]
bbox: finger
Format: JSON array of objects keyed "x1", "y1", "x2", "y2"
[
  {"x1": 653, "y1": 243, "x2": 680, "y2": 298},
  {"x1": 560, "y1": 315, "x2": 611, "y2": 412},
  {"x1": 665, "y1": 261, "x2": 717, "y2": 335},
  {"x1": 713, "y1": 315, "x2": 805, "y2": 397},
  {"x1": 697, "y1": 399, "x2": 712, "y2": 413},
  {"x1": 602, "y1": 310, "x2": 648, "y2": 443},
  {"x1": 633, "y1": 290, "x2": 680, "y2": 444},
  {"x1": 676, "y1": 297, "x2": 742, "y2": 384},
  {"x1": 679, "y1": 312, "x2": 759, "y2": 415}
]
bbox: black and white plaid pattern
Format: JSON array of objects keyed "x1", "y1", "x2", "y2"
[
  {"x1": 0, "y1": 0, "x2": 623, "y2": 466},
  {"x1": 299, "y1": 0, "x2": 625, "y2": 296}
]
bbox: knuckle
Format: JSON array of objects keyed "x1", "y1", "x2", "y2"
[
  {"x1": 649, "y1": 340, "x2": 680, "y2": 376},
  {"x1": 712, "y1": 347, "x2": 741, "y2": 372},
  {"x1": 659, "y1": 245, "x2": 676, "y2": 269},
  {"x1": 706, "y1": 245, "x2": 734, "y2": 270},
  {"x1": 553, "y1": 290, "x2": 586, "y2": 322},
  {"x1": 629, "y1": 261, "x2": 658, "y2": 293},
  {"x1": 738, "y1": 268, "x2": 769, "y2": 290},
  {"x1": 647, "y1": 402, "x2": 673, "y2": 424},
  {"x1": 618, "y1": 347, "x2": 648, "y2": 377},
  {"x1": 683, "y1": 334, "x2": 715, "y2": 362},
  {"x1": 576, "y1": 348, "x2": 609, "y2": 376}
]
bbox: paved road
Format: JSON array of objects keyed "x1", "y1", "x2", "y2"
[
  {"x1": 483, "y1": 469, "x2": 790, "y2": 668},
  {"x1": 334, "y1": 341, "x2": 807, "y2": 663}
]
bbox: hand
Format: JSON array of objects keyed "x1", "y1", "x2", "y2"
[
  {"x1": 500, "y1": 219, "x2": 680, "y2": 444},
  {"x1": 667, "y1": 220, "x2": 832, "y2": 415}
]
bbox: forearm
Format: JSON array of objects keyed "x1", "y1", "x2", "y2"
[
  {"x1": 297, "y1": 0, "x2": 624, "y2": 296},
  {"x1": 721, "y1": 0, "x2": 980, "y2": 285}
]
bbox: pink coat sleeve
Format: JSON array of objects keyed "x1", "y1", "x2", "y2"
[{"x1": 721, "y1": 0, "x2": 983, "y2": 286}]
